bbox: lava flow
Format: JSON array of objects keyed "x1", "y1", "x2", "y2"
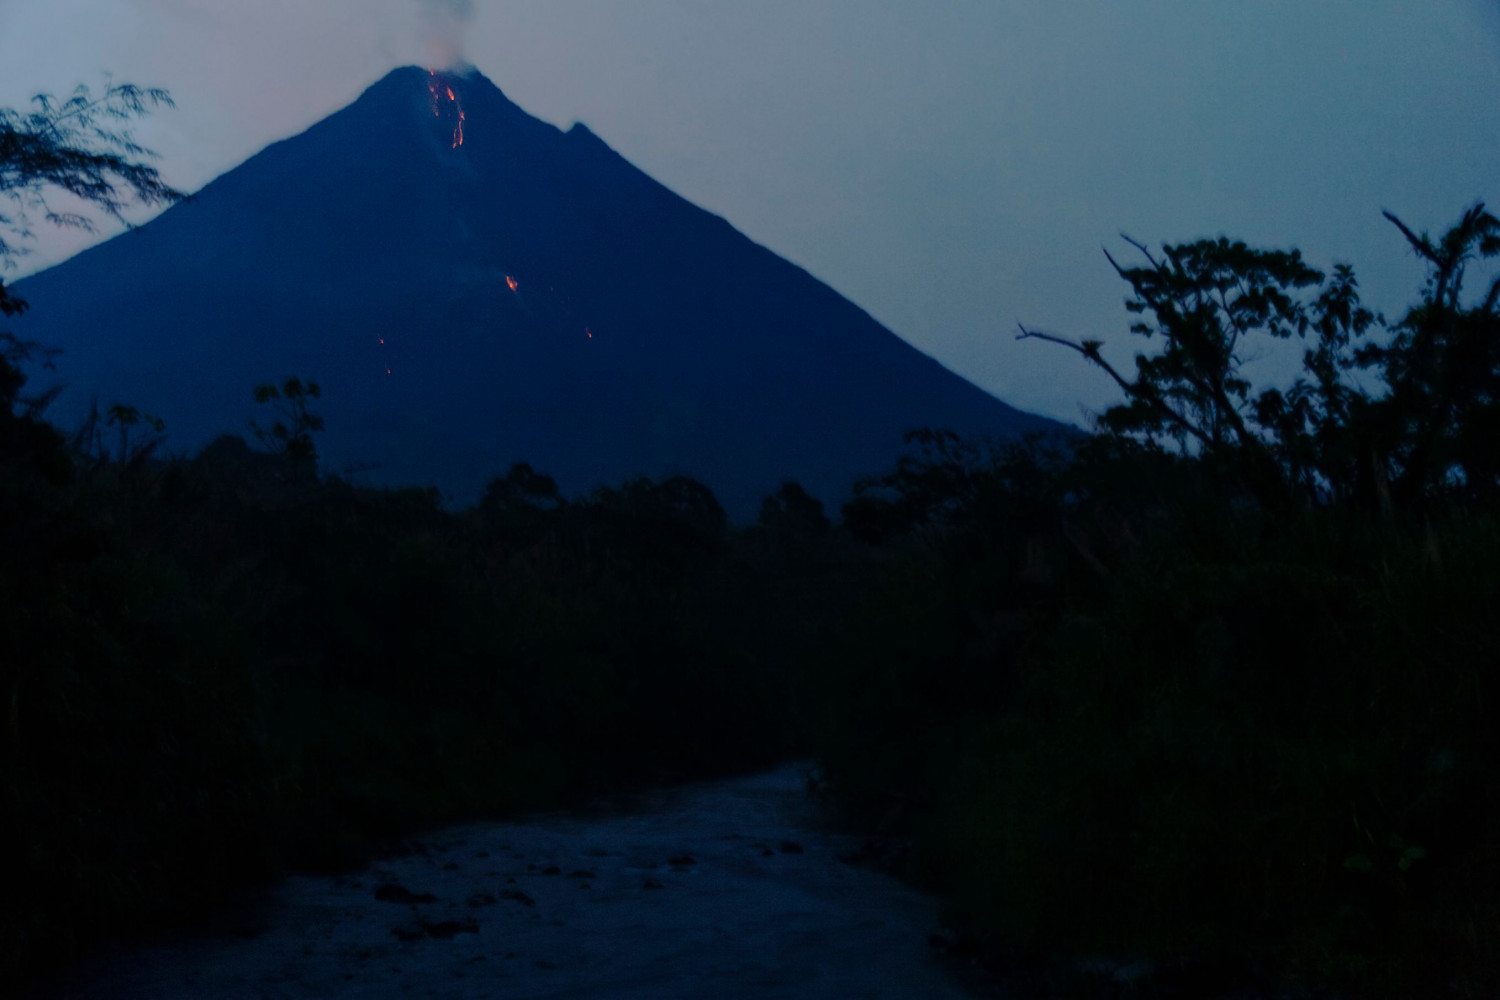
[{"x1": 427, "y1": 71, "x2": 466, "y2": 148}]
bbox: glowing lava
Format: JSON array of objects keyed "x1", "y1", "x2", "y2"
[
  {"x1": 427, "y1": 70, "x2": 466, "y2": 148},
  {"x1": 506, "y1": 276, "x2": 519, "y2": 292}
]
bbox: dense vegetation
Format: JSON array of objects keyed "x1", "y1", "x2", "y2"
[
  {"x1": 817, "y1": 205, "x2": 1500, "y2": 997},
  {"x1": 3, "y1": 78, "x2": 1497, "y2": 999},
  {"x1": 1, "y1": 369, "x2": 872, "y2": 979}
]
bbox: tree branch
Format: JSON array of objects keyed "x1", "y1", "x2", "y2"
[
  {"x1": 1119, "y1": 234, "x2": 1163, "y2": 271},
  {"x1": 1383, "y1": 209, "x2": 1439, "y2": 265},
  {"x1": 1102, "y1": 245, "x2": 1129, "y2": 279},
  {"x1": 1385, "y1": 208, "x2": 1460, "y2": 315},
  {"x1": 1016, "y1": 322, "x2": 1211, "y2": 446},
  {"x1": 1218, "y1": 286, "x2": 1247, "y2": 356}
]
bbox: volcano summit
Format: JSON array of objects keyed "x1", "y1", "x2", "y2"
[{"x1": 14, "y1": 67, "x2": 1058, "y2": 516}]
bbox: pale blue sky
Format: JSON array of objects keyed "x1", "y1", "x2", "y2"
[{"x1": 1, "y1": 0, "x2": 1496, "y2": 422}]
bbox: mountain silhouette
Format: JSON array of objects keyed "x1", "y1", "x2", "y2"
[{"x1": 13, "y1": 66, "x2": 1060, "y2": 517}]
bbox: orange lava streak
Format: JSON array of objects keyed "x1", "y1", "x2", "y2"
[
  {"x1": 506, "y1": 275, "x2": 518, "y2": 292},
  {"x1": 427, "y1": 70, "x2": 465, "y2": 148}
]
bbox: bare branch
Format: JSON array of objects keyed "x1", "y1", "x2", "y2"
[
  {"x1": 1015, "y1": 325, "x2": 1124, "y2": 393},
  {"x1": 1101, "y1": 245, "x2": 1128, "y2": 280},
  {"x1": 1383, "y1": 209, "x2": 1439, "y2": 265},
  {"x1": 1016, "y1": 322, "x2": 1210, "y2": 446},
  {"x1": 1119, "y1": 234, "x2": 1163, "y2": 270}
]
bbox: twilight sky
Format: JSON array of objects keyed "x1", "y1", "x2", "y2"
[{"x1": 0, "y1": 0, "x2": 1496, "y2": 423}]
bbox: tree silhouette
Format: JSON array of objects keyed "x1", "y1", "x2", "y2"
[
  {"x1": 0, "y1": 79, "x2": 182, "y2": 455},
  {"x1": 250, "y1": 377, "x2": 324, "y2": 469},
  {"x1": 1251, "y1": 262, "x2": 1381, "y2": 505},
  {"x1": 0, "y1": 81, "x2": 184, "y2": 263},
  {"x1": 758, "y1": 480, "x2": 831, "y2": 538},
  {"x1": 1020, "y1": 206, "x2": 1499, "y2": 515},
  {"x1": 1020, "y1": 233, "x2": 1384, "y2": 507},
  {"x1": 1019, "y1": 237, "x2": 1328, "y2": 452},
  {"x1": 480, "y1": 461, "x2": 564, "y2": 517},
  {"x1": 1358, "y1": 203, "x2": 1500, "y2": 506}
]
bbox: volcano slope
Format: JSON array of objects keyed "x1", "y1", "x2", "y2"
[{"x1": 13, "y1": 66, "x2": 1059, "y2": 517}]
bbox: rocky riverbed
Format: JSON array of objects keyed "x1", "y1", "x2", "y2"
[{"x1": 43, "y1": 764, "x2": 979, "y2": 999}]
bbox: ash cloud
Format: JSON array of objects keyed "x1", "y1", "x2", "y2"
[{"x1": 419, "y1": 0, "x2": 475, "y2": 70}]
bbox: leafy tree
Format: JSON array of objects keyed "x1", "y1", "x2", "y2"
[
  {"x1": 1251, "y1": 263, "x2": 1380, "y2": 505},
  {"x1": 842, "y1": 429, "x2": 988, "y2": 542},
  {"x1": 0, "y1": 291, "x2": 68, "y2": 484},
  {"x1": 758, "y1": 480, "x2": 831, "y2": 538},
  {"x1": 479, "y1": 461, "x2": 564, "y2": 518},
  {"x1": 1021, "y1": 207, "x2": 1500, "y2": 513},
  {"x1": 1020, "y1": 237, "x2": 1324, "y2": 454},
  {"x1": 1019, "y1": 234, "x2": 1380, "y2": 507},
  {"x1": 0, "y1": 266, "x2": 59, "y2": 425},
  {"x1": 250, "y1": 377, "x2": 324, "y2": 468},
  {"x1": 1357, "y1": 203, "x2": 1500, "y2": 506},
  {"x1": 0, "y1": 81, "x2": 183, "y2": 263},
  {"x1": 0, "y1": 79, "x2": 182, "y2": 465},
  {"x1": 103, "y1": 403, "x2": 166, "y2": 465},
  {"x1": 0, "y1": 276, "x2": 23, "y2": 321},
  {"x1": 0, "y1": 329, "x2": 69, "y2": 486},
  {"x1": 595, "y1": 475, "x2": 728, "y2": 539}
]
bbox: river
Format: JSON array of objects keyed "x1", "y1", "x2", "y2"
[{"x1": 48, "y1": 763, "x2": 981, "y2": 998}]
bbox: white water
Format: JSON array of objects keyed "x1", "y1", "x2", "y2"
[{"x1": 56, "y1": 764, "x2": 979, "y2": 998}]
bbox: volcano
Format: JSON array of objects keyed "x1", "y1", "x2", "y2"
[{"x1": 13, "y1": 66, "x2": 1059, "y2": 517}]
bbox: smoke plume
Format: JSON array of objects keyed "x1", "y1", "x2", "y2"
[{"x1": 419, "y1": 0, "x2": 475, "y2": 70}]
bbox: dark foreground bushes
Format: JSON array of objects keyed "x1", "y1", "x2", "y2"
[
  {"x1": 6, "y1": 203, "x2": 1496, "y2": 997},
  {"x1": 0, "y1": 390, "x2": 855, "y2": 982},
  {"x1": 818, "y1": 469, "x2": 1500, "y2": 995},
  {"x1": 811, "y1": 205, "x2": 1500, "y2": 997}
]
